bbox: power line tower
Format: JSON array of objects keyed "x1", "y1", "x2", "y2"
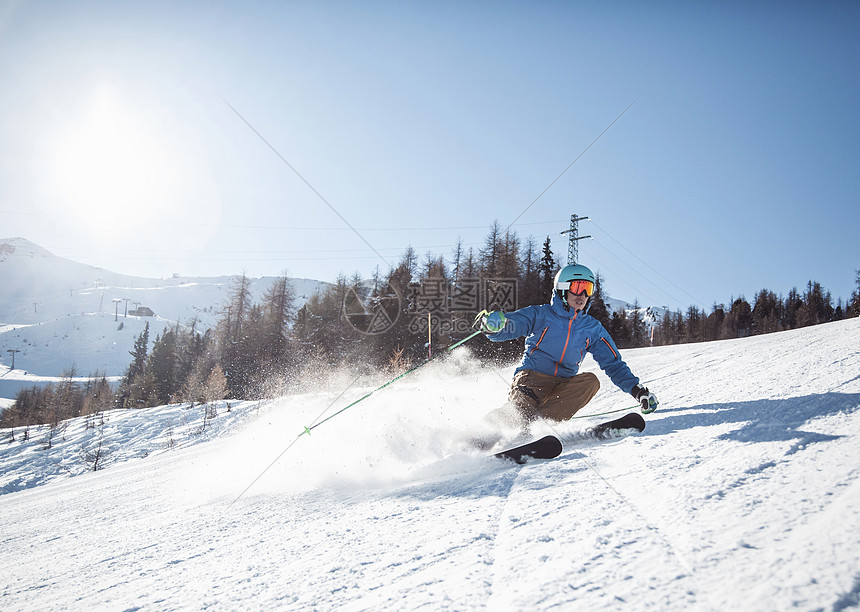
[{"x1": 559, "y1": 214, "x2": 591, "y2": 265}]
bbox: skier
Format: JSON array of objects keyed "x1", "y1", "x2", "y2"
[{"x1": 478, "y1": 264, "x2": 658, "y2": 431}]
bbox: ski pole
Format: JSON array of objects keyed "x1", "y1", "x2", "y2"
[
  {"x1": 299, "y1": 329, "x2": 484, "y2": 437},
  {"x1": 569, "y1": 405, "x2": 641, "y2": 419},
  {"x1": 230, "y1": 328, "x2": 484, "y2": 507}
]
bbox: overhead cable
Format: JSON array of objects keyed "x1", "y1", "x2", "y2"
[
  {"x1": 223, "y1": 99, "x2": 392, "y2": 269},
  {"x1": 504, "y1": 100, "x2": 637, "y2": 234}
]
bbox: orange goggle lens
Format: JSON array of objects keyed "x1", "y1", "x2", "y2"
[{"x1": 557, "y1": 280, "x2": 594, "y2": 296}]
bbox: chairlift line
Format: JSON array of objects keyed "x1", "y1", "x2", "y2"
[
  {"x1": 589, "y1": 220, "x2": 707, "y2": 308},
  {"x1": 505, "y1": 99, "x2": 637, "y2": 234},
  {"x1": 224, "y1": 95, "x2": 643, "y2": 292},
  {"x1": 223, "y1": 98, "x2": 392, "y2": 269}
]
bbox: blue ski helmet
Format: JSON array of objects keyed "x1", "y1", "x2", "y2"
[{"x1": 554, "y1": 264, "x2": 596, "y2": 301}]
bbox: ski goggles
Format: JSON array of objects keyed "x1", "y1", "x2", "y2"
[{"x1": 556, "y1": 279, "x2": 594, "y2": 296}]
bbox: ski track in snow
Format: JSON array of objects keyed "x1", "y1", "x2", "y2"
[{"x1": 1, "y1": 319, "x2": 859, "y2": 610}]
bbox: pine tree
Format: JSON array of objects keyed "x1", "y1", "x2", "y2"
[
  {"x1": 480, "y1": 221, "x2": 503, "y2": 278},
  {"x1": 116, "y1": 322, "x2": 150, "y2": 409},
  {"x1": 175, "y1": 319, "x2": 206, "y2": 391},
  {"x1": 54, "y1": 366, "x2": 82, "y2": 421},
  {"x1": 497, "y1": 229, "x2": 520, "y2": 279},
  {"x1": 834, "y1": 299, "x2": 845, "y2": 321},
  {"x1": 262, "y1": 274, "x2": 297, "y2": 371},
  {"x1": 752, "y1": 290, "x2": 781, "y2": 334},
  {"x1": 726, "y1": 297, "x2": 753, "y2": 338},
  {"x1": 291, "y1": 303, "x2": 322, "y2": 359},
  {"x1": 237, "y1": 303, "x2": 266, "y2": 397},
  {"x1": 519, "y1": 236, "x2": 542, "y2": 307},
  {"x1": 387, "y1": 247, "x2": 417, "y2": 298},
  {"x1": 609, "y1": 308, "x2": 632, "y2": 348},
  {"x1": 705, "y1": 303, "x2": 726, "y2": 341},
  {"x1": 450, "y1": 239, "x2": 464, "y2": 284},
  {"x1": 673, "y1": 310, "x2": 686, "y2": 344},
  {"x1": 655, "y1": 310, "x2": 674, "y2": 346},
  {"x1": 849, "y1": 270, "x2": 860, "y2": 317},
  {"x1": 685, "y1": 305, "x2": 702, "y2": 343},
  {"x1": 419, "y1": 252, "x2": 447, "y2": 281},
  {"x1": 798, "y1": 281, "x2": 833, "y2": 326},
  {"x1": 630, "y1": 300, "x2": 647, "y2": 347},
  {"x1": 217, "y1": 273, "x2": 255, "y2": 398},
  {"x1": 783, "y1": 288, "x2": 802, "y2": 329},
  {"x1": 226, "y1": 273, "x2": 253, "y2": 343},
  {"x1": 461, "y1": 247, "x2": 478, "y2": 279},
  {"x1": 181, "y1": 339, "x2": 221, "y2": 403},
  {"x1": 81, "y1": 373, "x2": 113, "y2": 417},
  {"x1": 203, "y1": 364, "x2": 229, "y2": 404},
  {"x1": 128, "y1": 323, "x2": 150, "y2": 381},
  {"x1": 588, "y1": 272, "x2": 610, "y2": 327},
  {"x1": 148, "y1": 328, "x2": 178, "y2": 405},
  {"x1": 126, "y1": 370, "x2": 157, "y2": 409},
  {"x1": 540, "y1": 236, "x2": 555, "y2": 298}
]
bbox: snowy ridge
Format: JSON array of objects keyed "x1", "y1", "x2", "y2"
[{"x1": 0, "y1": 318, "x2": 859, "y2": 609}]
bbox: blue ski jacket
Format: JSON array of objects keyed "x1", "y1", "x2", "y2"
[{"x1": 487, "y1": 291, "x2": 640, "y2": 394}]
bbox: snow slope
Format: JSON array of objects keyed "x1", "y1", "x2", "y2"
[
  {"x1": 0, "y1": 237, "x2": 328, "y2": 401},
  {"x1": 1, "y1": 318, "x2": 859, "y2": 610}
]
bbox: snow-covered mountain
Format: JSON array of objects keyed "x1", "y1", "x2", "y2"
[
  {"x1": 1, "y1": 317, "x2": 858, "y2": 609},
  {"x1": 0, "y1": 237, "x2": 328, "y2": 401},
  {"x1": 604, "y1": 295, "x2": 667, "y2": 328}
]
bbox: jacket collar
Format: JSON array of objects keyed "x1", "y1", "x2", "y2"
[{"x1": 550, "y1": 291, "x2": 589, "y2": 319}]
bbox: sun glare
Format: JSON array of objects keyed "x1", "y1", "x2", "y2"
[{"x1": 50, "y1": 85, "x2": 185, "y2": 241}]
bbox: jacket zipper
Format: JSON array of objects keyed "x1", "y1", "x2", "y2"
[
  {"x1": 601, "y1": 337, "x2": 618, "y2": 359},
  {"x1": 579, "y1": 337, "x2": 590, "y2": 366},
  {"x1": 531, "y1": 327, "x2": 549, "y2": 354},
  {"x1": 554, "y1": 313, "x2": 576, "y2": 376}
]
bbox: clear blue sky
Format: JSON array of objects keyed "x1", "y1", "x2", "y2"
[{"x1": 1, "y1": 1, "x2": 858, "y2": 312}]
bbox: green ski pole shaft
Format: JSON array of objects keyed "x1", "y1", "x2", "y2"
[
  {"x1": 569, "y1": 405, "x2": 640, "y2": 419},
  {"x1": 301, "y1": 329, "x2": 484, "y2": 436}
]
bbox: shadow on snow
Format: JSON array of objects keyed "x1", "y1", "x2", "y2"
[{"x1": 647, "y1": 392, "x2": 860, "y2": 454}]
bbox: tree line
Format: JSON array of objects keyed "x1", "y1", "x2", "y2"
[
  {"x1": 3, "y1": 223, "x2": 859, "y2": 431},
  {"x1": 595, "y1": 278, "x2": 858, "y2": 349},
  {"x1": 0, "y1": 368, "x2": 113, "y2": 446}
]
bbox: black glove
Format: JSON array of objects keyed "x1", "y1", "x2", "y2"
[{"x1": 632, "y1": 384, "x2": 658, "y2": 414}]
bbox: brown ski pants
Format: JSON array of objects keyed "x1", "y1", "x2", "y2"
[{"x1": 507, "y1": 369, "x2": 601, "y2": 423}]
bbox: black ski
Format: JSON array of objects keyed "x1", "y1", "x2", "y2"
[
  {"x1": 492, "y1": 412, "x2": 646, "y2": 464},
  {"x1": 493, "y1": 435, "x2": 563, "y2": 464},
  {"x1": 581, "y1": 412, "x2": 646, "y2": 440}
]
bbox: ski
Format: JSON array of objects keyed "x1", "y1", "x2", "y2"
[
  {"x1": 493, "y1": 435, "x2": 563, "y2": 464},
  {"x1": 579, "y1": 412, "x2": 646, "y2": 441},
  {"x1": 491, "y1": 412, "x2": 646, "y2": 464}
]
